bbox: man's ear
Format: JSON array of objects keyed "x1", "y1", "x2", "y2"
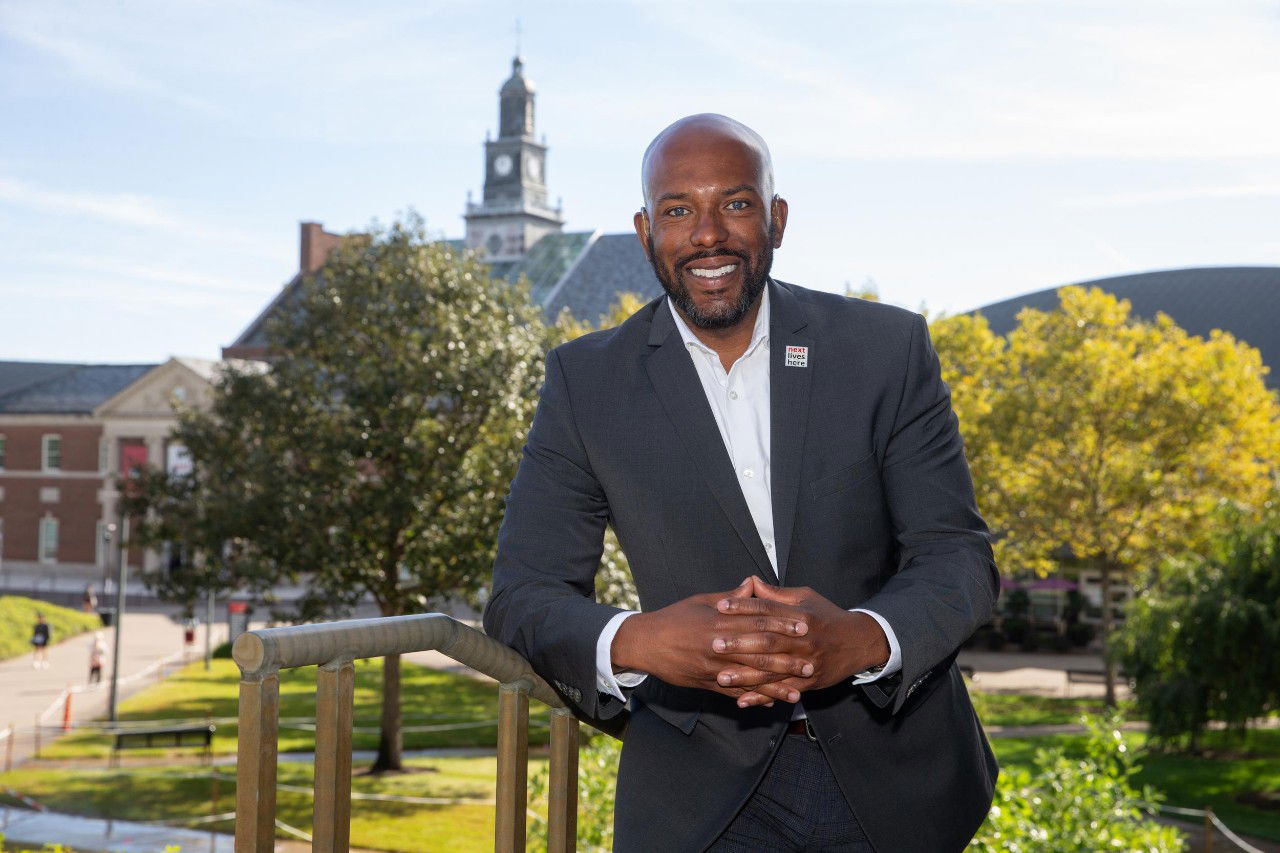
[
  {"x1": 633, "y1": 208, "x2": 652, "y2": 259},
  {"x1": 770, "y1": 196, "x2": 789, "y2": 248}
]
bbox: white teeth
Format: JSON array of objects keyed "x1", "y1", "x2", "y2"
[{"x1": 689, "y1": 264, "x2": 738, "y2": 279}]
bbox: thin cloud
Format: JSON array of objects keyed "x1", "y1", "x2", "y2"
[
  {"x1": 1065, "y1": 183, "x2": 1280, "y2": 209},
  {"x1": 1, "y1": 18, "x2": 222, "y2": 116},
  {"x1": 0, "y1": 176, "x2": 277, "y2": 255}
]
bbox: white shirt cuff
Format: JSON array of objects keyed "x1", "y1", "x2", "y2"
[
  {"x1": 596, "y1": 610, "x2": 648, "y2": 701},
  {"x1": 849, "y1": 608, "x2": 902, "y2": 684}
]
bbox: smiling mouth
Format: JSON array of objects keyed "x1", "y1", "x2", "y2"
[{"x1": 687, "y1": 263, "x2": 739, "y2": 280}]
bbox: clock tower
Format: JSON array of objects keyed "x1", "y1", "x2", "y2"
[{"x1": 465, "y1": 56, "x2": 565, "y2": 262}]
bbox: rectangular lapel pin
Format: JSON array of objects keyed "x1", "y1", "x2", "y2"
[{"x1": 785, "y1": 345, "x2": 809, "y2": 368}]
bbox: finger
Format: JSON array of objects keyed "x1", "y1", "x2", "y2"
[
  {"x1": 716, "y1": 613, "x2": 807, "y2": 637},
  {"x1": 748, "y1": 583, "x2": 810, "y2": 604},
  {"x1": 716, "y1": 654, "x2": 814, "y2": 680},
  {"x1": 716, "y1": 597, "x2": 808, "y2": 628},
  {"x1": 732, "y1": 676, "x2": 798, "y2": 701},
  {"x1": 711, "y1": 666, "x2": 788, "y2": 691},
  {"x1": 732, "y1": 680, "x2": 801, "y2": 706}
]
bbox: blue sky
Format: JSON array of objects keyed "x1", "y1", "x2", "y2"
[{"x1": 2, "y1": 0, "x2": 1278, "y2": 363}]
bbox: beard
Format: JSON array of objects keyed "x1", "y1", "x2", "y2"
[{"x1": 646, "y1": 223, "x2": 775, "y2": 330}]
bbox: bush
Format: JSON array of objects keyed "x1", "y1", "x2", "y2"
[
  {"x1": 970, "y1": 712, "x2": 1184, "y2": 851},
  {"x1": 1067, "y1": 622, "x2": 1095, "y2": 648},
  {"x1": 1003, "y1": 617, "x2": 1031, "y2": 645}
]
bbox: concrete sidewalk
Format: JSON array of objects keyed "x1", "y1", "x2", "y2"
[
  {"x1": 1, "y1": 612, "x2": 226, "y2": 768},
  {"x1": 958, "y1": 648, "x2": 1132, "y2": 699}
]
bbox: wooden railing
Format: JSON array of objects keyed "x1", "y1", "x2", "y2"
[{"x1": 231, "y1": 613, "x2": 579, "y2": 852}]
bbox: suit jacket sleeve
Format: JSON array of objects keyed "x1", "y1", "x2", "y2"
[
  {"x1": 482, "y1": 347, "x2": 630, "y2": 727},
  {"x1": 857, "y1": 313, "x2": 999, "y2": 714}
]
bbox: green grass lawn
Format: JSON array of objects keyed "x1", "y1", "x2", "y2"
[
  {"x1": 0, "y1": 754, "x2": 530, "y2": 852},
  {"x1": 0, "y1": 596, "x2": 101, "y2": 661},
  {"x1": 38, "y1": 658, "x2": 551, "y2": 760},
  {"x1": 968, "y1": 689, "x2": 1120, "y2": 727},
  {"x1": 992, "y1": 727, "x2": 1280, "y2": 843}
]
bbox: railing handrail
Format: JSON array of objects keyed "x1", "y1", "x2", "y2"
[
  {"x1": 231, "y1": 611, "x2": 577, "y2": 851},
  {"x1": 232, "y1": 612, "x2": 564, "y2": 709}
]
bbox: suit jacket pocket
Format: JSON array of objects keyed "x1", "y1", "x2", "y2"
[
  {"x1": 809, "y1": 452, "x2": 879, "y2": 500},
  {"x1": 636, "y1": 679, "x2": 702, "y2": 735}
]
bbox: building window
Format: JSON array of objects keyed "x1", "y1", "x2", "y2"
[
  {"x1": 42, "y1": 435, "x2": 62, "y2": 471},
  {"x1": 40, "y1": 487, "x2": 60, "y2": 503},
  {"x1": 38, "y1": 516, "x2": 59, "y2": 564},
  {"x1": 0, "y1": 434, "x2": 6, "y2": 469}
]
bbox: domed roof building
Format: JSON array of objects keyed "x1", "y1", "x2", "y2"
[{"x1": 971, "y1": 266, "x2": 1280, "y2": 389}]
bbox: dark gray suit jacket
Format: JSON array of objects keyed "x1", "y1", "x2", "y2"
[{"x1": 484, "y1": 280, "x2": 999, "y2": 852}]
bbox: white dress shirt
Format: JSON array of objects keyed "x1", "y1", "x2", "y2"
[{"x1": 595, "y1": 289, "x2": 902, "y2": 701}]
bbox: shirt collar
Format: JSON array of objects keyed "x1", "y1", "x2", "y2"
[{"x1": 667, "y1": 285, "x2": 771, "y2": 357}]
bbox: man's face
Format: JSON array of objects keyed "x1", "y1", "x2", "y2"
[{"x1": 635, "y1": 129, "x2": 787, "y2": 330}]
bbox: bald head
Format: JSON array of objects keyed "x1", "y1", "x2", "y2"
[{"x1": 640, "y1": 114, "x2": 776, "y2": 215}]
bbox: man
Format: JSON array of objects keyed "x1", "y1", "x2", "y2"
[{"x1": 484, "y1": 114, "x2": 999, "y2": 852}]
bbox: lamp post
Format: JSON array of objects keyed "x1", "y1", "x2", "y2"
[{"x1": 106, "y1": 513, "x2": 126, "y2": 724}]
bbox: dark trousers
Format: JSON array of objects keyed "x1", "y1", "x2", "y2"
[{"x1": 708, "y1": 731, "x2": 875, "y2": 852}]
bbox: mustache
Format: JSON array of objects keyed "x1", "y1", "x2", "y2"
[{"x1": 677, "y1": 249, "x2": 750, "y2": 271}]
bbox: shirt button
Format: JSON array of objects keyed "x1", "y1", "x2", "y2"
[
  {"x1": 742, "y1": 468, "x2": 755, "y2": 479},
  {"x1": 765, "y1": 541, "x2": 774, "y2": 551},
  {"x1": 729, "y1": 390, "x2": 739, "y2": 400}
]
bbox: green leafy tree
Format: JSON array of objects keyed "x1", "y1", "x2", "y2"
[
  {"x1": 1114, "y1": 502, "x2": 1280, "y2": 749},
  {"x1": 932, "y1": 287, "x2": 1280, "y2": 703},
  {"x1": 125, "y1": 216, "x2": 547, "y2": 771}
]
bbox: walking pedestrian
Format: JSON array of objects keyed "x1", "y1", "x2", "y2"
[
  {"x1": 82, "y1": 583, "x2": 98, "y2": 613},
  {"x1": 88, "y1": 630, "x2": 106, "y2": 685},
  {"x1": 30, "y1": 613, "x2": 51, "y2": 669}
]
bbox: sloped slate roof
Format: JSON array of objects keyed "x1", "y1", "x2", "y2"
[
  {"x1": 0, "y1": 362, "x2": 157, "y2": 414},
  {"x1": 542, "y1": 232, "x2": 663, "y2": 323},
  {"x1": 971, "y1": 266, "x2": 1280, "y2": 388}
]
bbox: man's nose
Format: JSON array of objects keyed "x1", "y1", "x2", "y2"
[{"x1": 690, "y1": 209, "x2": 728, "y2": 247}]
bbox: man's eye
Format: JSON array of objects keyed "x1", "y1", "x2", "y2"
[
  {"x1": 726, "y1": 200, "x2": 750, "y2": 210},
  {"x1": 664, "y1": 206, "x2": 689, "y2": 217}
]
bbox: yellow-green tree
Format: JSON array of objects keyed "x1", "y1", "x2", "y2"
[{"x1": 932, "y1": 286, "x2": 1280, "y2": 703}]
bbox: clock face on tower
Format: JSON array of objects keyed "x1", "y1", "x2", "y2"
[{"x1": 494, "y1": 154, "x2": 513, "y2": 177}]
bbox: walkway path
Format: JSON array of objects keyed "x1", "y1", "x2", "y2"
[{"x1": 0, "y1": 611, "x2": 225, "y2": 768}]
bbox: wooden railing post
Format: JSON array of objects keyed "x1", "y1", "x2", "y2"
[
  {"x1": 547, "y1": 707, "x2": 579, "y2": 853},
  {"x1": 312, "y1": 657, "x2": 355, "y2": 852},
  {"x1": 235, "y1": 672, "x2": 279, "y2": 853},
  {"x1": 495, "y1": 680, "x2": 531, "y2": 853}
]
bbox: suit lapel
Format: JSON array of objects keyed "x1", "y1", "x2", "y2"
[
  {"x1": 768, "y1": 281, "x2": 812, "y2": 583},
  {"x1": 643, "y1": 300, "x2": 775, "y2": 582}
]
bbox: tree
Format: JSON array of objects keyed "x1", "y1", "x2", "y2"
[
  {"x1": 1113, "y1": 502, "x2": 1280, "y2": 749},
  {"x1": 126, "y1": 216, "x2": 547, "y2": 771},
  {"x1": 931, "y1": 287, "x2": 1280, "y2": 703}
]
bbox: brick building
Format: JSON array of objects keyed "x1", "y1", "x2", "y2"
[{"x1": 0, "y1": 358, "x2": 220, "y2": 587}]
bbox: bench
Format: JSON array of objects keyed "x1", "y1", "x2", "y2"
[
  {"x1": 110, "y1": 724, "x2": 216, "y2": 767},
  {"x1": 1064, "y1": 669, "x2": 1107, "y2": 696}
]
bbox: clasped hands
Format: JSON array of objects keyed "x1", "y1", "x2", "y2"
[{"x1": 611, "y1": 576, "x2": 890, "y2": 708}]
